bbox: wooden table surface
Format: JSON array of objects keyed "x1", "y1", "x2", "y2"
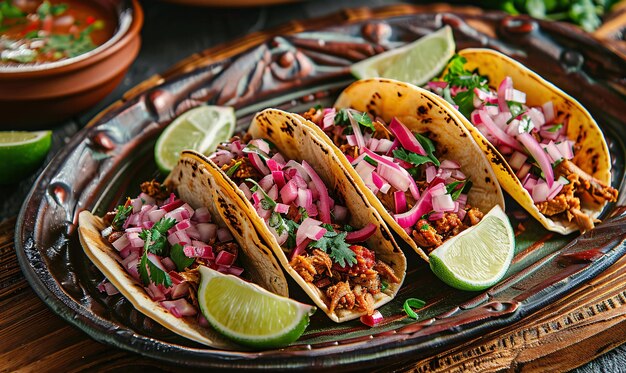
[{"x1": 2, "y1": 1, "x2": 626, "y2": 371}]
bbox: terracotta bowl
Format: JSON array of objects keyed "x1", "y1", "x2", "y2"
[{"x1": 0, "y1": 0, "x2": 143, "y2": 130}]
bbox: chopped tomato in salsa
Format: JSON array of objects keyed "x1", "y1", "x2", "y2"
[{"x1": 0, "y1": 0, "x2": 115, "y2": 65}]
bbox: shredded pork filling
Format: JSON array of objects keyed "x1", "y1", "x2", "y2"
[{"x1": 535, "y1": 160, "x2": 618, "y2": 231}]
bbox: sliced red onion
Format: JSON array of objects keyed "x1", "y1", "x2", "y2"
[
  {"x1": 433, "y1": 194, "x2": 456, "y2": 212},
  {"x1": 217, "y1": 228, "x2": 233, "y2": 242},
  {"x1": 347, "y1": 110, "x2": 366, "y2": 149},
  {"x1": 272, "y1": 170, "x2": 286, "y2": 189},
  {"x1": 531, "y1": 179, "x2": 551, "y2": 202},
  {"x1": 355, "y1": 160, "x2": 378, "y2": 193},
  {"x1": 477, "y1": 110, "x2": 524, "y2": 151},
  {"x1": 428, "y1": 81, "x2": 448, "y2": 90},
  {"x1": 196, "y1": 223, "x2": 218, "y2": 242},
  {"x1": 504, "y1": 88, "x2": 526, "y2": 103},
  {"x1": 439, "y1": 160, "x2": 461, "y2": 169},
  {"x1": 524, "y1": 176, "x2": 538, "y2": 193},
  {"x1": 168, "y1": 230, "x2": 191, "y2": 246},
  {"x1": 556, "y1": 141, "x2": 573, "y2": 160},
  {"x1": 296, "y1": 218, "x2": 322, "y2": 246},
  {"x1": 267, "y1": 185, "x2": 278, "y2": 201},
  {"x1": 548, "y1": 183, "x2": 564, "y2": 200},
  {"x1": 301, "y1": 160, "x2": 333, "y2": 224},
  {"x1": 345, "y1": 223, "x2": 377, "y2": 243},
  {"x1": 279, "y1": 179, "x2": 299, "y2": 204},
  {"x1": 218, "y1": 265, "x2": 244, "y2": 276},
  {"x1": 215, "y1": 250, "x2": 236, "y2": 266},
  {"x1": 248, "y1": 153, "x2": 270, "y2": 175},
  {"x1": 527, "y1": 108, "x2": 545, "y2": 127},
  {"x1": 147, "y1": 283, "x2": 166, "y2": 301},
  {"x1": 183, "y1": 245, "x2": 213, "y2": 259},
  {"x1": 161, "y1": 199, "x2": 184, "y2": 212},
  {"x1": 517, "y1": 132, "x2": 554, "y2": 187},
  {"x1": 239, "y1": 182, "x2": 252, "y2": 200},
  {"x1": 389, "y1": 117, "x2": 426, "y2": 155},
  {"x1": 249, "y1": 138, "x2": 270, "y2": 154},
  {"x1": 346, "y1": 135, "x2": 357, "y2": 147},
  {"x1": 258, "y1": 174, "x2": 274, "y2": 191},
  {"x1": 497, "y1": 77, "x2": 513, "y2": 113},
  {"x1": 266, "y1": 158, "x2": 283, "y2": 172},
  {"x1": 193, "y1": 207, "x2": 211, "y2": 223},
  {"x1": 509, "y1": 151, "x2": 528, "y2": 171},
  {"x1": 112, "y1": 234, "x2": 130, "y2": 251},
  {"x1": 322, "y1": 108, "x2": 336, "y2": 129},
  {"x1": 425, "y1": 166, "x2": 437, "y2": 183},
  {"x1": 516, "y1": 162, "x2": 532, "y2": 180},
  {"x1": 394, "y1": 191, "x2": 407, "y2": 214},
  {"x1": 542, "y1": 101, "x2": 555, "y2": 123},
  {"x1": 275, "y1": 203, "x2": 290, "y2": 214},
  {"x1": 394, "y1": 190, "x2": 432, "y2": 229},
  {"x1": 297, "y1": 188, "x2": 313, "y2": 211},
  {"x1": 428, "y1": 211, "x2": 445, "y2": 221},
  {"x1": 170, "y1": 282, "x2": 189, "y2": 299},
  {"x1": 376, "y1": 139, "x2": 394, "y2": 153},
  {"x1": 161, "y1": 299, "x2": 196, "y2": 317},
  {"x1": 543, "y1": 141, "x2": 562, "y2": 163}
]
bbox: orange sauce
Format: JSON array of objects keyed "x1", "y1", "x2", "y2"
[{"x1": 0, "y1": 0, "x2": 116, "y2": 65}]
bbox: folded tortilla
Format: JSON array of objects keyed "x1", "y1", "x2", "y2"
[
  {"x1": 191, "y1": 108, "x2": 407, "y2": 322},
  {"x1": 434, "y1": 48, "x2": 614, "y2": 234}
]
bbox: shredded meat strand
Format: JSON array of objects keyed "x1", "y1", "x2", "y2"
[{"x1": 140, "y1": 180, "x2": 170, "y2": 200}]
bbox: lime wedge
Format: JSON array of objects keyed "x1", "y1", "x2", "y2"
[
  {"x1": 155, "y1": 105, "x2": 236, "y2": 174},
  {"x1": 351, "y1": 26, "x2": 455, "y2": 86},
  {"x1": 198, "y1": 266, "x2": 315, "y2": 349},
  {"x1": 429, "y1": 205, "x2": 514, "y2": 291},
  {"x1": 0, "y1": 130, "x2": 52, "y2": 184}
]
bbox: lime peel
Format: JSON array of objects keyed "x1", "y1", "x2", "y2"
[
  {"x1": 0, "y1": 130, "x2": 52, "y2": 184},
  {"x1": 155, "y1": 105, "x2": 236, "y2": 174},
  {"x1": 198, "y1": 266, "x2": 315, "y2": 349},
  {"x1": 429, "y1": 205, "x2": 515, "y2": 291},
  {"x1": 351, "y1": 26, "x2": 455, "y2": 86}
]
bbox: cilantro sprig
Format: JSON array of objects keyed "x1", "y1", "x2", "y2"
[
  {"x1": 393, "y1": 132, "x2": 440, "y2": 167},
  {"x1": 445, "y1": 179, "x2": 473, "y2": 201},
  {"x1": 334, "y1": 109, "x2": 375, "y2": 132},
  {"x1": 441, "y1": 55, "x2": 489, "y2": 118},
  {"x1": 137, "y1": 217, "x2": 177, "y2": 287},
  {"x1": 111, "y1": 204, "x2": 132, "y2": 230},
  {"x1": 309, "y1": 228, "x2": 356, "y2": 268},
  {"x1": 246, "y1": 178, "x2": 277, "y2": 210},
  {"x1": 170, "y1": 243, "x2": 195, "y2": 271}
]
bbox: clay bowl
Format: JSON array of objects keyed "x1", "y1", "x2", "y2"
[{"x1": 0, "y1": 0, "x2": 143, "y2": 130}]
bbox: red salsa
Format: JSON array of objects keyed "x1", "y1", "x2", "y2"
[{"x1": 0, "y1": 0, "x2": 116, "y2": 65}]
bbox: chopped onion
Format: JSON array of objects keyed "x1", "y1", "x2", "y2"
[
  {"x1": 161, "y1": 299, "x2": 196, "y2": 317},
  {"x1": 509, "y1": 151, "x2": 528, "y2": 171},
  {"x1": 542, "y1": 101, "x2": 555, "y2": 123},
  {"x1": 389, "y1": 117, "x2": 426, "y2": 155},
  {"x1": 346, "y1": 223, "x2": 376, "y2": 243},
  {"x1": 248, "y1": 153, "x2": 270, "y2": 175},
  {"x1": 279, "y1": 179, "x2": 299, "y2": 204},
  {"x1": 517, "y1": 132, "x2": 554, "y2": 187},
  {"x1": 477, "y1": 110, "x2": 524, "y2": 151},
  {"x1": 296, "y1": 218, "x2": 322, "y2": 246}
]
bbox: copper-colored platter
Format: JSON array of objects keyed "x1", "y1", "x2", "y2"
[{"x1": 15, "y1": 4, "x2": 626, "y2": 370}]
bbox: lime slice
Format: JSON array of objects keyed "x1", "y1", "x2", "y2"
[
  {"x1": 155, "y1": 105, "x2": 236, "y2": 174},
  {"x1": 198, "y1": 266, "x2": 315, "y2": 349},
  {"x1": 351, "y1": 26, "x2": 455, "y2": 86},
  {"x1": 429, "y1": 205, "x2": 515, "y2": 291},
  {"x1": 0, "y1": 131, "x2": 52, "y2": 184}
]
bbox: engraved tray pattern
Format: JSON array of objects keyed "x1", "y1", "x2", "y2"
[{"x1": 15, "y1": 5, "x2": 626, "y2": 371}]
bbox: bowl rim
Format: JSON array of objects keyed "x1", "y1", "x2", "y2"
[{"x1": 0, "y1": 0, "x2": 144, "y2": 77}]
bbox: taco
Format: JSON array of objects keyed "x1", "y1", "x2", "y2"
[
  {"x1": 78, "y1": 179, "x2": 288, "y2": 349},
  {"x1": 198, "y1": 108, "x2": 406, "y2": 323},
  {"x1": 300, "y1": 78, "x2": 505, "y2": 261},
  {"x1": 426, "y1": 48, "x2": 618, "y2": 234}
]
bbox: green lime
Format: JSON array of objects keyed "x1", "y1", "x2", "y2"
[
  {"x1": 0, "y1": 131, "x2": 52, "y2": 184},
  {"x1": 351, "y1": 26, "x2": 455, "y2": 86},
  {"x1": 429, "y1": 205, "x2": 515, "y2": 291},
  {"x1": 197, "y1": 266, "x2": 315, "y2": 349},
  {"x1": 155, "y1": 105, "x2": 236, "y2": 174}
]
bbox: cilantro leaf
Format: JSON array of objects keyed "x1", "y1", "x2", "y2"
[
  {"x1": 137, "y1": 231, "x2": 172, "y2": 287},
  {"x1": 225, "y1": 160, "x2": 242, "y2": 177},
  {"x1": 139, "y1": 217, "x2": 176, "y2": 256},
  {"x1": 310, "y1": 231, "x2": 356, "y2": 268},
  {"x1": 111, "y1": 204, "x2": 132, "y2": 230},
  {"x1": 284, "y1": 219, "x2": 300, "y2": 249},
  {"x1": 393, "y1": 132, "x2": 440, "y2": 167},
  {"x1": 393, "y1": 148, "x2": 434, "y2": 167},
  {"x1": 170, "y1": 243, "x2": 195, "y2": 271},
  {"x1": 0, "y1": 1, "x2": 25, "y2": 19},
  {"x1": 441, "y1": 55, "x2": 489, "y2": 118},
  {"x1": 446, "y1": 180, "x2": 471, "y2": 201},
  {"x1": 349, "y1": 110, "x2": 375, "y2": 131},
  {"x1": 246, "y1": 178, "x2": 277, "y2": 210},
  {"x1": 334, "y1": 109, "x2": 350, "y2": 126},
  {"x1": 242, "y1": 143, "x2": 270, "y2": 160}
]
